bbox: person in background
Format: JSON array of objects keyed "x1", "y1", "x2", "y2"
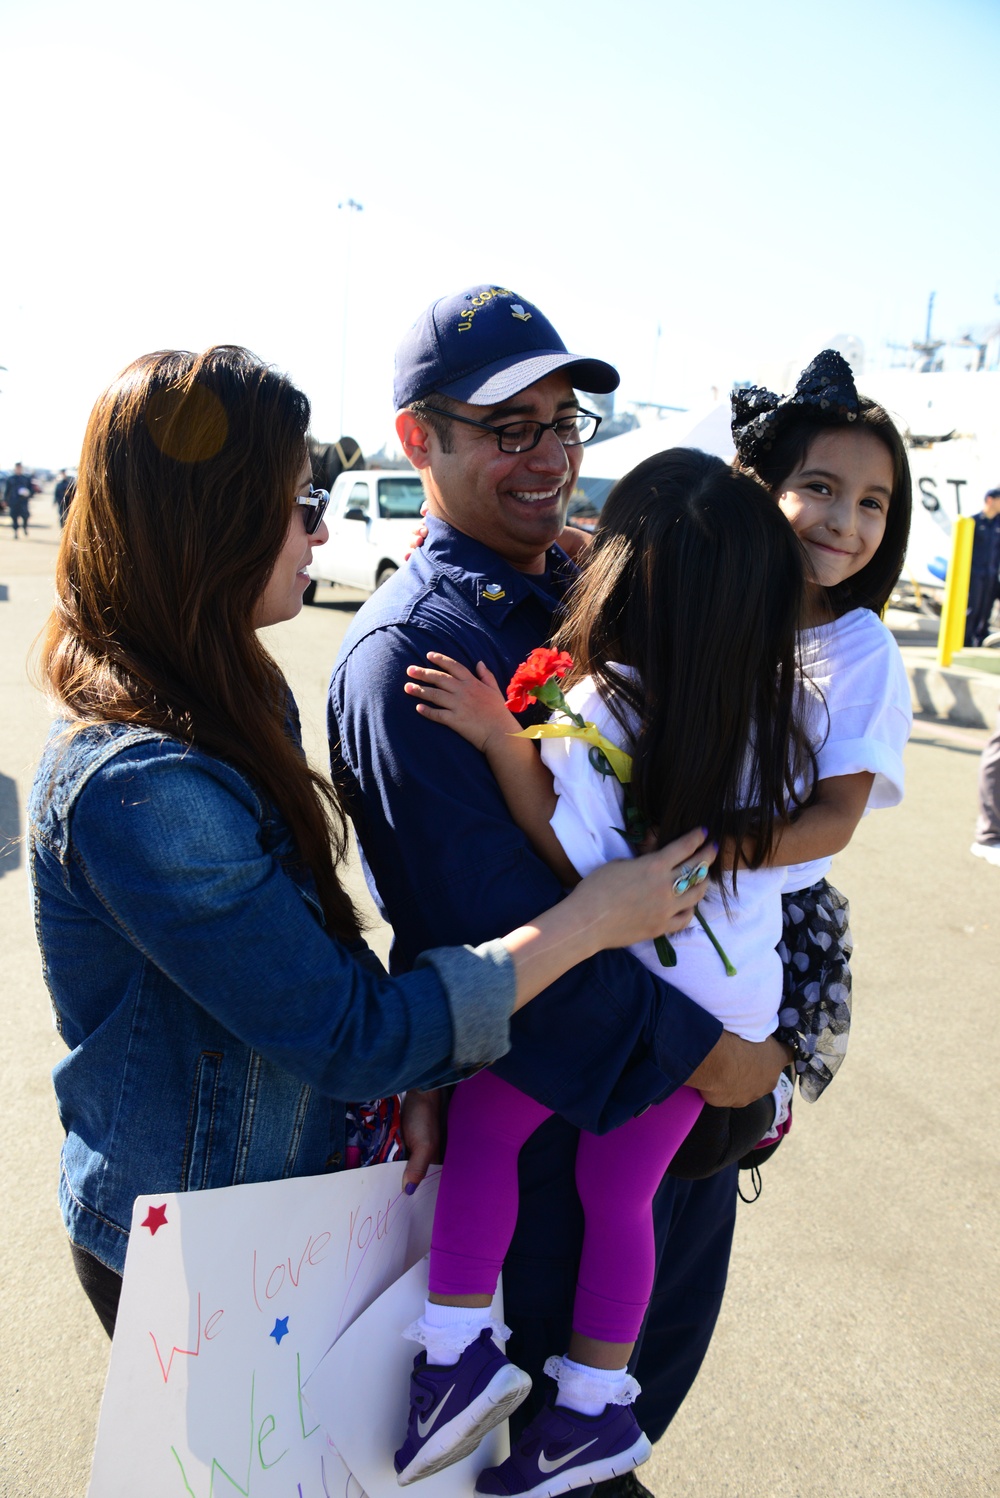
[
  {"x1": 54, "y1": 469, "x2": 76, "y2": 526},
  {"x1": 971, "y1": 704, "x2": 1000, "y2": 867},
  {"x1": 964, "y1": 487, "x2": 1000, "y2": 647},
  {"x1": 5, "y1": 462, "x2": 35, "y2": 537}
]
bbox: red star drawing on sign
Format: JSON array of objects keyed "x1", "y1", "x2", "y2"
[{"x1": 141, "y1": 1204, "x2": 168, "y2": 1235}]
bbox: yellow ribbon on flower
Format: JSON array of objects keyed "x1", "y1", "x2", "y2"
[{"x1": 513, "y1": 722, "x2": 633, "y2": 785}]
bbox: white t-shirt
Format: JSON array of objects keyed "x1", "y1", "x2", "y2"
[
  {"x1": 786, "y1": 608, "x2": 912, "y2": 892},
  {"x1": 540, "y1": 677, "x2": 784, "y2": 1043}
]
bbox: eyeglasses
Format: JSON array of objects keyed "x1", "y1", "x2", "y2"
[
  {"x1": 418, "y1": 406, "x2": 602, "y2": 454},
  {"x1": 294, "y1": 486, "x2": 331, "y2": 534}
]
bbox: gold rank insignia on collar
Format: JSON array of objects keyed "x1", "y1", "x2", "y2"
[{"x1": 481, "y1": 581, "x2": 507, "y2": 601}]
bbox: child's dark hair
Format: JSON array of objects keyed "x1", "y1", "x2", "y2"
[
  {"x1": 740, "y1": 398, "x2": 912, "y2": 617},
  {"x1": 553, "y1": 447, "x2": 816, "y2": 874}
]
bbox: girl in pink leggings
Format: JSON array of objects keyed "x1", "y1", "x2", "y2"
[{"x1": 394, "y1": 450, "x2": 817, "y2": 1498}]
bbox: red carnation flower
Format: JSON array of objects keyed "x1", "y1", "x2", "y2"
[{"x1": 505, "y1": 647, "x2": 575, "y2": 714}]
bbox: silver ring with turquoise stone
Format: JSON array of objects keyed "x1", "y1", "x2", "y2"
[{"x1": 673, "y1": 861, "x2": 710, "y2": 895}]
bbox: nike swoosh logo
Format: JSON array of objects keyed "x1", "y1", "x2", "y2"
[
  {"x1": 417, "y1": 1384, "x2": 456, "y2": 1438},
  {"x1": 537, "y1": 1438, "x2": 599, "y2": 1473}
]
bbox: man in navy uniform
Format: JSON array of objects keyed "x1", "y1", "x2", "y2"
[
  {"x1": 965, "y1": 486, "x2": 1000, "y2": 647},
  {"x1": 329, "y1": 285, "x2": 786, "y2": 1494}
]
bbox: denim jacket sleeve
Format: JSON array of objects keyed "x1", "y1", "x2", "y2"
[{"x1": 65, "y1": 743, "x2": 515, "y2": 1095}]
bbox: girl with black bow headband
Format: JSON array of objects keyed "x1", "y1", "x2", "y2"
[{"x1": 729, "y1": 350, "x2": 913, "y2": 1127}]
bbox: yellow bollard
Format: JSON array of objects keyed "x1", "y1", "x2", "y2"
[{"x1": 937, "y1": 515, "x2": 974, "y2": 666}]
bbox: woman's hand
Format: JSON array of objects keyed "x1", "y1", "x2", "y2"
[
  {"x1": 404, "y1": 653, "x2": 517, "y2": 755},
  {"x1": 502, "y1": 826, "x2": 717, "y2": 1011},
  {"x1": 401, "y1": 1088, "x2": 442, "y2": 1192},
  {"x1": 569, "y1": 826, "x2": 715, "y2": 950}
]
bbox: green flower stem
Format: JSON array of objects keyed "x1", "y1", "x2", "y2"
[
  {"x1": 533, "y1": 679, "x2": 585, "y2": 728},
  {"x1": 654, "y1": 934, "x2": 678, "y2": 968},
  {"x1": 694, "y1": 907, "x2": 737, "y2": 977}
]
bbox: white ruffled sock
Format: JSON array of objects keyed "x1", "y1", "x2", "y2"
[
  {"x1": 404, "y1": 1301, "x2": 497, "y2": 1367},
  {"x1": 546, "y1": 1354, "x2": 640, "y2": 1416},
  {"x1": 762, "y1": 1070, "x2": 794, "y2": 1140}
]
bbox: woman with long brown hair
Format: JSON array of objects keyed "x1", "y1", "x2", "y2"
[{"x1": 28, "y1": 345, "x2": 712, "y2": 1338}]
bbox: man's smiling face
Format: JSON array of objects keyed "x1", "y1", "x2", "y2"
[{"x1": 401, "y1": 371, "x2": 585, "y2": 574}]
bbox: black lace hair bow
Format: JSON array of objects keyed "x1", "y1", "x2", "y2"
[{"x1": 731, "y1": 349, "x2": 860, "y2": 468}]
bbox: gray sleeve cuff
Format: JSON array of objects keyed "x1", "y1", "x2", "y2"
[{"x1": 413, "y1": 939, "x2": 515, "y2": 1071}]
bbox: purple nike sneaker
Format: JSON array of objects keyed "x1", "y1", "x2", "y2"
[
  {"x1": 395, "y1": 1327, "x2": 532, "y2": 1485},
  {"x1": 474, "y1": 1397, "x2": 652, "y2": 1498}
]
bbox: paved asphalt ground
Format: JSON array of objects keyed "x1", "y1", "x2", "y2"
[{"x1": 1, "y1": 501, "x2": 998, "y2": 1497}]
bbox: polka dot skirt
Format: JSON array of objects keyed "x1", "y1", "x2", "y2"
[{"x1": 777, "y1": 879, "x2": 853, "y2": 1103}]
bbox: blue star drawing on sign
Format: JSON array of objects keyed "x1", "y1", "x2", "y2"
[{"x1": 269, "y1": 1316, "x2": 290, "y2": 1345}]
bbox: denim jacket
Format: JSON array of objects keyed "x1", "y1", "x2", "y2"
[{"x1": 29, "y1": 717, "x2": 515, "y2": 1274}]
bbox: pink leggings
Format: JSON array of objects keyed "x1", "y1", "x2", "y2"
[{"x1": 428, "y1": 1070, "x2": 704, "y2": 1344}]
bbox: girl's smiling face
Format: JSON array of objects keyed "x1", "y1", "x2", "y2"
[{"x1": 776, "y1": 427, "x2": 892, "y2": 613}]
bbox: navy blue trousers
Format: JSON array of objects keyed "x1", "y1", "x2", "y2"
[{"x1": 966, "y1": 572, "x2": 1000, "y2": 646}]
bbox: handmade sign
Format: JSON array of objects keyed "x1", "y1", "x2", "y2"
[
  {"x1": 304, "y1": 1255, "x2": 507, "y2": 1495},
  {"x1": 87, "y1": 1161, "x2": 499, "y2": 1498}
]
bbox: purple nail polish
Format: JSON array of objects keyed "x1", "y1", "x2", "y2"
[{"x1": 404, "y1": 1182, "x2": 417, "y2": 1195}]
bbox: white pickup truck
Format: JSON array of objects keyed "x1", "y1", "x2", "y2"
[{"x1": 304, "y1": 469, "x2": 425, "y2": 602}]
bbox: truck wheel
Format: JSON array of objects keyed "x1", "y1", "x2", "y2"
[
  {"x1": 303, "y1": 579, "x2": 318, "y2": 605},
  {"x1": 375, "y1": 563, "x2": 398, "y2": 590}
]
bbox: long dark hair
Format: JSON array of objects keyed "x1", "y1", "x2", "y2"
[
  {"x1": 740, "y1": 398, "x2": 912, "y2": 616},
  {"x1": 41, "y1": 345, "x2": 361, "y2": 942},
  {"x1": 554, "y1": 448, "x2": 815, "y2": 874}
]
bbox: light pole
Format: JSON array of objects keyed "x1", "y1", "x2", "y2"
[{"x1": 338, "y1": 198, "x2": 363, "y2": 435}]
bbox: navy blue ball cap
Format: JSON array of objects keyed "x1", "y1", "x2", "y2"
[{"x1": 394, "y1": 284, "x2": 620, "y2": 409}]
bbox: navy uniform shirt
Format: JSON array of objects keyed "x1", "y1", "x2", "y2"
[
  {"x1": 970, "y1": 510, "x2": 1000, "y2": 579},
  {"x1": 329, "y1": 515, "x2": 721, "y2": 1131}
]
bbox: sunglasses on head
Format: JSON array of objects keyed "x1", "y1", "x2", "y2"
[{"x1": 294, "y1": 486, "x2": 331, "y2": 535}]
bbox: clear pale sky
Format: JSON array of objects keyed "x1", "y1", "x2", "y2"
[{"x1": 1, "y1": 0, "x2": 997, "y2": 467}]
